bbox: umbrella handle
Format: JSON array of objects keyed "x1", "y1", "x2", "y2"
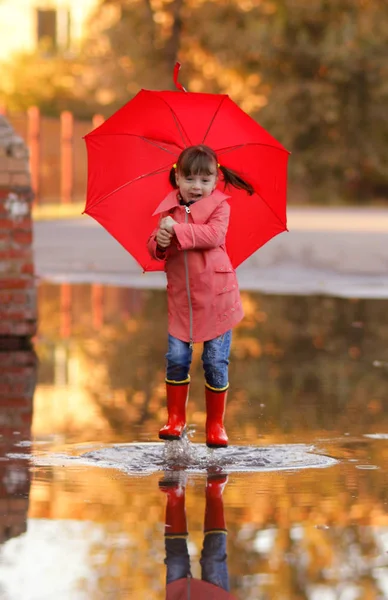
[{"x1": 173, "y1": 62, "x2": 187, "y2": 92}]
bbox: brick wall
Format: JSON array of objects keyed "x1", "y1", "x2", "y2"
[
  {"x1": 0, "y1": 116, "x2": 37, "y2": 345},
  {"x1": 0, "y1": 350, "x2": 35, "y2": 543}
]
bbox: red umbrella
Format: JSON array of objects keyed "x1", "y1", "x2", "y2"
[
  {"x1": 84, "y1": 64, "x2": 290, "y2": 271},
  {"x1": 166, "y1": 577, "x2": 237, "y2": 599}
]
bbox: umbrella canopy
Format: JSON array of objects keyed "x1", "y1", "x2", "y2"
[
  {"x1": 84, "y1": 65, "x2": 290, "y2": 271},
  {"x1": 166, "y1": 577, "x2": 236, "y2": 599}
]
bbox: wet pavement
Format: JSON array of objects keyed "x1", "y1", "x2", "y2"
[
  {"x1": 33, "y1": 207, "x2": 388, "y2": 297},
  {"x1": 1, "y1": 283, "x2": 388, "y2": 598}
]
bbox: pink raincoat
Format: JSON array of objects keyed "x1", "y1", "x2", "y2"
[{"x1": 147, "y1": 190, "x2": 244, "y2": 343}]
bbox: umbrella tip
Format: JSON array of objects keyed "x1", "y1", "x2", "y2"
[{"x1": 173, "y1": 62, "x2": 187, "y2": 92}]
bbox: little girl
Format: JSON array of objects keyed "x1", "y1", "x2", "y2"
[{"x1": 147, "y1": 144, "x2": 253, "y2": 447}]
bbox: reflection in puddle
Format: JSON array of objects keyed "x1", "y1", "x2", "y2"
[
  {"x1": 34, "y1": 283, "x2": 388, "y2": 446},
  {"x1": 0, "y1": 519, "x2": 132, "y2": 599},
  {"x1": 0, "y1": 350, "x2": 35, "y2": 546},
  {"x1": 1, "y1": 283, "x2": 388, "y2": 598},
  {"x1": 160, "y1": 473, "x2": 235, "y2": 598}
]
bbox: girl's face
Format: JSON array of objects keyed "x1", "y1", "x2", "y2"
[{"x1": 176, "y1": 165, "x2": 217, "y2": 203}]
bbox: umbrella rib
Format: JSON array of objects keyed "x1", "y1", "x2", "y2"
[
  {"x1": 217, "y1": 142, "x2": 291, "y2": 155},
  {"x1": 154, "y1": 93, "x2": 192, "y2": 147},
  {"x1": 139, "y1": 135, "x2": 181, "y2": 156},
  {"x1": 201, "y1": 96, "x2": 227, "y2": 145},
  {"x1": 91, "y1": 132, "x2": 181, "y2": 157},
  {"x1": 85, "y1": 164, "x2": 171, "y2": 213},
  {"x1": 254, "y1": 189, "x2": 288, "y2": 230},
  {"x1": 217, "y1": 143, "x2": 289, "y2": 229}
]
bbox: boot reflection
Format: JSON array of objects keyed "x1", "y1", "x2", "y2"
[
  {"x1": 161, "y1": 473, "x2": 236, "y2": 599},
  {"x1": 201, "y1": 475, "x2": 229, "y2": 590},
  {"x1": 160, "y1": 477, "x2": 190, "y2": 583}
]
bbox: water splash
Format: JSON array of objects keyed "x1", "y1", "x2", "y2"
[
  {"x1": 78, "y1": 440, "x2": 337, "y2": 475},
  {"x1": 7, "y1": 438, "x2": 338, "y2": 475},
  {"x1": 163, "y1": 434, "x2": 195, "y2": 468}
]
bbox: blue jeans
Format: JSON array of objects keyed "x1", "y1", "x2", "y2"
[
  {"x1": 165, "y1": 533, "x2": 230, "y2": 591},
  {"x1": 166, "y1": 332, "x2": 232, "y2": 389}
]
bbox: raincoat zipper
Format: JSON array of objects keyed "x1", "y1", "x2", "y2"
[{"x1": 183, "y1": 205, "x2": 194, "y2": 348}]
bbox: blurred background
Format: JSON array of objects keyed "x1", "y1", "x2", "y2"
[
  {"x1": 1, "y1": 3, "x2": 388, "y2": 598},
  {"x1": 1, "y1": 0, "x2": 387, "y2": 208}
]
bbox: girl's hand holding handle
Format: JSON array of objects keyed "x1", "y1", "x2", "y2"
[
  {"x1": 156, "y1": 228, "x2": 172, "y2": 248},
  {"x1": 160, "y1": 216, "x2": 177, "y2": 233}
]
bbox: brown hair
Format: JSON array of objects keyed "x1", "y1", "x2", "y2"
[{"x1": 169, "y1": 144, "x2": 254, "y2": 195}]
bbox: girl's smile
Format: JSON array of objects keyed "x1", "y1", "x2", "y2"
[{"x1": 175, "y1": 170, "x2": 217, "y2": 204}]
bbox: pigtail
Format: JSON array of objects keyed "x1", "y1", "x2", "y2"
[
  {"x1": 219, "y1": 165, "x2": 254, "y2": 196},
  {"x1": 169, "y1": 167, "x2": 178, "y2": 189}
]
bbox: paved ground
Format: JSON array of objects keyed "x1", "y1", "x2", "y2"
[{"x1": 33, "y1": 207, "x2": 388, "y2": 297}]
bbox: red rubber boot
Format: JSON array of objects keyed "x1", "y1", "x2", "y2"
[
  {"x1": 159, "y1": 380, "x2": 189, "y2": 441},
  {"x1": 159, "y1": 480, "x2": 188, "y2": 538},
  {"x1": 205, "y1": 385, "x2": 229, "y2": 448},
  {"x1": 204, "y1": 474, "x2": 228, "y2": 534}
]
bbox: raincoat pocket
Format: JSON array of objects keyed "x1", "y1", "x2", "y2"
[{"x1": 214, "y1": 265, "x2": 237, "y2": 295}]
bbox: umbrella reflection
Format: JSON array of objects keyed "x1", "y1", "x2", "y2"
[{"x1": 161, "y1": 472, "x2": 237, "y2": 599}]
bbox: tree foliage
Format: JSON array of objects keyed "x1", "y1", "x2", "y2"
[
  {"x1": 1, "y1": 0, "x2": 388, "y2": 202},
  {"x1": 254, "y1": 1, "x2": 388, "y2": 201},
  {"x1": 0, "y1": 50, "x2": 97, "y2": 118}
]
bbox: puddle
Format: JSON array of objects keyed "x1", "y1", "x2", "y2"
[
  {"x1": 364, "y1": 433, "x2": 388, "y2": 440},
  {"x1": 1, "y1": 283, "x2": 388, "y2": 599}
]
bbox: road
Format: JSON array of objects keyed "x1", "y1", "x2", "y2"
[{"x1": 33, "y1": 207, "x2": 388, "y2": 298}]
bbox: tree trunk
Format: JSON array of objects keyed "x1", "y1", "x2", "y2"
[{"x1": 163, "y1": 0, "x2": 185, "y2": 88}]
